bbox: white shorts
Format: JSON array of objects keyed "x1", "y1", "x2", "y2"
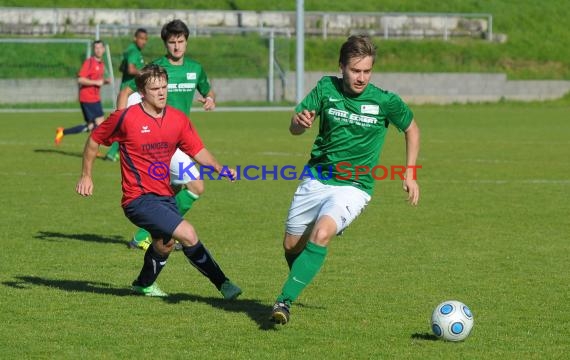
[
  {"x1": 126, "y1": 92, "x2": 143, "y2": 107},
  {"x1": 170, "y1": 148, "x2": 200, "y2": 185},
  {"x1": 285, "y1": 179, "x2": 371, "y2": 236}
]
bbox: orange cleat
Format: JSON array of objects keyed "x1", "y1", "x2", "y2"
[{"x1": 55, "y1": 127, "x2": 64, "y2": 146}]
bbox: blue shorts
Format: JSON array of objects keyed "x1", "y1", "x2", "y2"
[
  {"x1": 123, "y1": 194, "x2": 183, "y2": 243},
  {"x1": 80, "y1": 101, "x2": 104, "y2": 123}
]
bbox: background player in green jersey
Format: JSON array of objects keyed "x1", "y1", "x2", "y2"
[
  {"x1": 105, "y1": 28, "x2": 148, "y2": 162},
  {"x1": 115, "y1": 20, "x2": 216, "y2": 250},
  {"x1": 270, "y1": 35, "x2": 421, "y2": 325}
]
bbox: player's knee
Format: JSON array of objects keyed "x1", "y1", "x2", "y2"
[
  {"x1": 185, "y1": 180, "x2": 204, "y2": 196},
  {"x1": 153, "y1": 238, "x2": 175, "y2": 256},
  {"x1": 311, "y1": 223, "x2": 336, "y2": 246}
]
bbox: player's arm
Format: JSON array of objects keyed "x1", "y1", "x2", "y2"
[
  {"x1": 290, "y1": 109, "x2": 316, "y2": 135},
  {"x1": 126, "y1": 63, "x2": 140, "y2": 76},
  {"x1": 78, "y1": 77, "x2": 104, "y2": 87},
  {"x1": 192, "y1": 148, "x2": 236, "y2": 182},
  {"x1": 76, "y1": 136, "x2": 100, "y2": 197},
  {"x1": 117, "y1": 86, "x2": 134, "y2": 110},
  {"x1": 403, "y1": 120, "x2": 420, "y2": 206}
]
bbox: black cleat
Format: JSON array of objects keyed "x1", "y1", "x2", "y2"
[{"x1": 271, "y1": 301, "x2": 291, "y2": 325}]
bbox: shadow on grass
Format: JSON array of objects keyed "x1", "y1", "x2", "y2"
[
  {"x1": 165, "y1": 293, "x2": 279, "y2": 331},
  {"x1": 3, "y1": 275, "x2": 280, "y2": 331},
  {"x1": 411, "y1": 332, "x2": 439, "y2": 341},
  {"x1": 34, "y1": 148, "x2": 83, "y2": 158},
  {"x1": 3, "y1": 275, "x2": 133, "y2": 296},
  {"x1": 34, "y1": 231, "x2": 127, "y2": 247}
]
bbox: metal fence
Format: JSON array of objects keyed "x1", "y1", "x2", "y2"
[{"x1": 0, "y1": 8, "x2": 493, "y2": 41}]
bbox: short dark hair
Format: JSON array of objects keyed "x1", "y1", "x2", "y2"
[
  {"x1": 135, "y1": 64, "x2": 169, "y2": 93},
  {"x1": 134, "y1": 28, "x2": 147, "y2": 37},
  {"x1": 92, "y1": 40, "x2": 104, "y2": 47},
  {"x1": 338, "y1": 35, "x2": 377, "y2": 66},
  {"x1": 161, "y1": 19, "x2": 189, "y2": 42}
]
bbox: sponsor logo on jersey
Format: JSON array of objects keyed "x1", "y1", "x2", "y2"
[
  {"x1": 328, "y1": 108, "x2": 378, "y2": 127},
  {"x1": 361, "y1": 104, "x2": 379, "y2": 115},
  {"x1": 186, "y1": 72, "x2": 197, "y2": 80},
  {"x1": 141, "y1": 125, "x2": 150, "y2": 134}
]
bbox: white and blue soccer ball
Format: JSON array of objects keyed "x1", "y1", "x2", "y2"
[{"x1": 431, "y1": 300, "x2": 474, "y2": 341}]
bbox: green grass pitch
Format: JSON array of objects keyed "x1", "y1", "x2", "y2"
[{"x1": 0, "y1": 103, "x2": 568, "y2": 359}]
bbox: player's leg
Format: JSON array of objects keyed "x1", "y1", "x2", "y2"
[
  {"x1": 129, "y1": 149, "x2": 201, "y2": 249},
  {"x1": 173, "y1": 220, "x2": 242, "y2": 300},
  {"x1": 171, "y1": 148, "x2": 203, "y2": 215},
  {"x1": 55, "y1": 102, "x2": 89, "y2": 145},
  {"x1": 272, "y1": 181, "x2": 370, "y2": 324},
  {"x1": 124, "y1": 194, "x2": 180, "y2": 297}
]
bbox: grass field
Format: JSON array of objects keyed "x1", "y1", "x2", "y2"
[{"x1": 0, "y1": 103, "x2": 568, "y2": 359}]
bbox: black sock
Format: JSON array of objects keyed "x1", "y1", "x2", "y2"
[
  {"x1": 134, "y1": 245, "x2": 169, "y2": 287},
  {"x1": 285, "y1": 252, "x2": 301, "y2": 270},
  {"x1": 63, "y1": 124, "x2": 88, "y2": 135},
  {"x1": 183, "y1": 241, "x2": 227, "y2": 290}
]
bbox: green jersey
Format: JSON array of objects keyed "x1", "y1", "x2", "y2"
[
  {"x1": 128, "y1": 56, "x2": 211, "y2": 116},
  {"x1": 119, "y1": 42, "x2": 145, "y2": 88},
  {"x1": 296, "y1": 76, "x2": 413, "y2": 195}
]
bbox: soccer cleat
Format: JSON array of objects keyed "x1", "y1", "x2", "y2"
[
  {"x1": 128, "y1": 238, "x2": 151, "y2": 251},
  {"x1": 220, "y1": 280, "x2": 242, "y2": 300},
  {"x1": 131, "y1": 282, "x2": 168, "y2": 297},
  {"x1": 271, "y1": 301, "x2": 291, "y2": 325},
  {"x1": 105, "y1": 152, "x2": 119, "y2": 162},
  {"x1": 55, "y1": 127, "x2": 64, "y2": 146}
]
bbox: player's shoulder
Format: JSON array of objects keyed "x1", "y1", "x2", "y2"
[
  {"x1": 182, "y1": 57, "x2": 204, "y2": 70},
  {"x1": 151, "y1": 56, "x2": 169, "y2": 66},
  {"x1": 165, "y1": 105, "x2": 187, "y2": 119},
  {"x1": 317, "y1": 75, "x2": 338, "y2": 86}
]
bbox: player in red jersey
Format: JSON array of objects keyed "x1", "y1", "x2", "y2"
[
  {"x1": 55, "y1": 40, "x2": 110, "y2": 145},
  {"x1": 75, "y1": 64, "x2": 241, "y2": 299}
]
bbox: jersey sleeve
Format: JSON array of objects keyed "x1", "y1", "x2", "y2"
[
  {"x1": 196, "y1": 67, "x2": 211, "y2": 98},
  {"x1": 384, "y1": 93, "x2": 414, "y2": 132},
  {"x1": 90, "y1": 110, "x2": 125, "y2": 146},
  {"x1": 294, "y1": 77, "x2": 325, "y2": 114},
  {"x1": 77, "y1": 58, "x2": 92, "y2": 78},
  {"x1": 177, "y1": 117, "x2": 205, "y2": 157}
]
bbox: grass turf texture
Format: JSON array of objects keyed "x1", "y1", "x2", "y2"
[{"x1": 0, "y1": 104, "x2": 568, "y2": 359}]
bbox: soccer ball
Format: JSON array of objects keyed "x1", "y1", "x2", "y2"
[{"x1": 431, "y1": 300, "x2": 474, "y2": 341}]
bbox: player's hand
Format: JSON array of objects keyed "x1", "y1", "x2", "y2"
[
  {"x1": 198, "y1": 96, "x2": 216, "y2": 111},
  {"x1": 76, "y1": 176, "x2": 94, "y2": 196},
  {"x1": 220, "y1": 167, "x2": 237, "y2": 182},
  {"x1": 294, "y1": 110, "x2": 316, "y2": 128},
  {"x1": 403, "y1": 178, "x2": 419, "y2": 206}
]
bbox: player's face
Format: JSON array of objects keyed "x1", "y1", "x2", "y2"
[
  {"x1": 142, "y1": 76, "x2": 168, "y2": 111},
  {"x1": 165, "y1": 34, "x2": 187, "y2": 61},
  {"x1": 93, "y1": 43, "x2": 105, "y2": 60},
  {"x1": 135, "y1": 32, "x2": 148, "y2": 50},
  {"x1": 340, "y1": 56, "x2": 374, "y2": 96}
]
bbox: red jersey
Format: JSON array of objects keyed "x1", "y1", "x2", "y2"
[
  {"x1": 78, "y1": 57, "x2": 105, "y2": 103},
  {"x1": 90, "y1": 104, "x2": 204, "y2": 207}
]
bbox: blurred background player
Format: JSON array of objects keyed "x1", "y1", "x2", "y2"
[
  {"x1": 104, "y1": 28, "x2": 148, "y2": 162},
  {"x1": 75, "y1": 64, "x2": 241, "y2": 300},
  {"x1": 55, "y1": 40, "x2": 110, "y2": 145},
  {"x1": 270, "y1": 35, "x2": 421, "y2": 325},
  {"x1": 116, "y1": 19, "x2": 216, "y2": 250}
]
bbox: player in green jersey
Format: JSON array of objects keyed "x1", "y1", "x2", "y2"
[
  {"x1": 115, "y1": 20, "x2": 216, "y2": 251},
  {"x1": 105, "y1": 28, "x2": 148, "y2": 162},
  {"x1": 271, "y1": 35, "x2": 421, "y2": 325}
]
